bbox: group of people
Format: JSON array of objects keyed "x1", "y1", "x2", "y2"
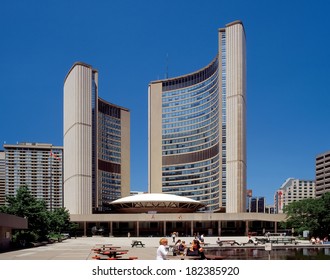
[
  {"x1": 173, "y1": 239, "x2": 189, "y2": 255},
  {"x1": 310, "y1": 236, "x2": 328, "y2": 244},
  {"x1": 156, "y1": 237, "x2": 206, "y2": 260}
]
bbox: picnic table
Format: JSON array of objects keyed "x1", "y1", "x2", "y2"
[
  {"x1": 131, "y1": 240, "x2": 145, "y2": 247},
  {"x1": 91, "y1": 243, "x2": 130, "y2": 260},
  {"x1": 92, "y1": 248, "x2": 129, "y2": 260},
  {"x1": 101, "y1": 249, "x2": 129, "y2": 258}
]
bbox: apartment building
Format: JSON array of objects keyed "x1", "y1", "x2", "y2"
[
  {"x1": 3, "y1": 142, "x2": 63, "y2": 210},
  {"x1": 274, "y1": 178, "x2": 315, "y2": 213}
]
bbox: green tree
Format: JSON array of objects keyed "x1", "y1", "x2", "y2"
[
  {"x1": 318, "y1": 192, "x2": 330, "y2": 236},
  {"x1": 0, "y1": 186, "x2": 50, "y2": 242},
  {"x1": 0, "y1": 186, "x2": 76, "y2": 243},
  {"x1": 282, "y1": 192, "x2": 330, "y2": 238},
  {"x1": 48, "y1": 207, "x2": 71, "y2": 235}
]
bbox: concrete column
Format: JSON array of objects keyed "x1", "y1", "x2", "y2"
[
  {"x1": 83, "y1": 221, "x2": 87, "y2": 237},
  {"x1": 245, "y1": 221, "x2": 249, "y2": 236},
  {"x1": 163, "y1": 221, "x2": 166, "y2": 236},
  {"x1": 109, "y1": 222, "x2": 113, "y2": 237},
  {"x1": 274, "y1": 222, "x2": 277, "y2": 233},
  {"x1": 190, "y1": 221, "x2": 194, "y2": 237},
  {"x1": 218, "y1": 221, "x2": 222, "y2": 236},
  {"x1": 137, "y1": 221, "x2": 140, "y2": 237}
]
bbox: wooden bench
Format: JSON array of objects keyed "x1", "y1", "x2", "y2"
[
  {"x1": 131, "y1": 240, "x2": 145, "y2": 247},
  {"x1": 255, "y1": 237, "x2": 269, "y2": 244},
  {"x1": 205, "y1": 254, "x2": 226, "y2": 260},
  {"x1": 217, "y1": 240, "x2": 240, "y2": 246},
  {"x1": 270, "y1": 237, "x2": 299, "y2": 245}
]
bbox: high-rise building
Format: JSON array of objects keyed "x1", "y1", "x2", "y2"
[
  {"x1": 315, "y1": 151, "x2": 330, "y2": 198},
  {"x1": 148, "y1": 21, "x2": 246, "y2": 212},
  {"x1": 0, "y1": 151, "x2": 5, "y2": 206},
  {"x1": 274, "y1": 178, "x2": 315, "y2": 213},
  {"x1": 3, "y1": 142, "x2": 63, "y2": 210},
  {"x1": 64, "y1": 62, "x2": 130, "y2": 215},
  {"x1": 247, "y1": 196, "x2": 266, "y2": 213}
]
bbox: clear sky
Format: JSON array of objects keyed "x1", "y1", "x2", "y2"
[{"x1": 1, "y1": 0, "x2": 330, "y2": 204}]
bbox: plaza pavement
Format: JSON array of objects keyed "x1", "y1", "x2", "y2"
[
  {"x1": 0, "y1": 236, "x2": 251, "y2": 260},
  {"x1": 0, "y1": 235, "x2": 311, "y2": 260}
]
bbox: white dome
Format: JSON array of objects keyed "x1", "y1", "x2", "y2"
[
  {"x1": 109, "y1": 193, "x2": 204, "y2": 213},
  {"x1": 112, "y1": 193, "x2": 199, "y2": 204}
]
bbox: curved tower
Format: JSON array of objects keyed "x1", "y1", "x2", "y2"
[
  {"x1": 148, "y1": 21, "x2": 246, "y2": 212},
  {"x1": 64, "y1": 62, "x2": 130, "y2": 214},
  {"x1": 64, "y1": 62, "x2": 94, "y2": 214}
]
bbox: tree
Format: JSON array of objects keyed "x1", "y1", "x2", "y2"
[
  {"x1": 282, "y1": 192, "x2": 330, "y2": 238},
  {"x1": 48, "y1": 207, "x2": 71, "y2": 235},
  {"x1": 0, "y1": 186, "x2": 50, "y2": 242}
]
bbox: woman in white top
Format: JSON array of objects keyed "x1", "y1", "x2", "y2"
[{"x1": 156, "y1": 238, "x2": 168, "y2": 260}]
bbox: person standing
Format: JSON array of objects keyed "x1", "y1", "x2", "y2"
[
  {"x1": 156, "y1": 238, "x2": 169, "y2": 260},
  {"x1": 172, "y1": 232, "x2": 176, "y2": 243}
]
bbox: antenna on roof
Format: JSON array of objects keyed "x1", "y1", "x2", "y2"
[{"x1": 165, "y1": 53, "x2": 169, "y2": 79}]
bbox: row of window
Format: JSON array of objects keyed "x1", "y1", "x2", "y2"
[
  {"x1": 162, "y1": 57, "x2": 218, "y2": 92},
  {"x1": 162, "y1": 76, "x2": 218, "y2": 107},
  {"x1": 162, "y1": 110, "x2": 219, "y2": 135},
  {"x1": 162, "y1": 130, "x2": 219, "y2": 152}
]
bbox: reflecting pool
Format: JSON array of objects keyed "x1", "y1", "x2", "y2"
[{"x1": 205, "y1": 247, "x2": 330, "y2": 260}]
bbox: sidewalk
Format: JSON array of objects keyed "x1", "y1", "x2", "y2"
[
  {"x1": 0, "y1": 236, "x2": 236, "y2": 260},
  {"x1": 0, "y1": 236, "x2": 310, "y2": 260}
]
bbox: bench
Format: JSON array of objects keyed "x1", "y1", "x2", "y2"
[
  {"x1": 241, "y1": 239, "x2": 258, "y2": 246},
  {"x1": 217, "y1": 240, "x2": 240, "y2": 246},
  {"x1": 205, "y1": 254, "x2": 226, "y2": 260},
  {"x1": 269, "y1": 237, "x2": 299, "y2": 245},
  {"x1": 255, "y1": 237, "x2": 269, "y2": 244},
  {"x1": 131, "y1": 240, "x2": 145, "y2": 248}
]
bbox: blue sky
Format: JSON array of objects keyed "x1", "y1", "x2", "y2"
[{"x1": 1, "y1": 0, "x2": 329, "y2": 204}]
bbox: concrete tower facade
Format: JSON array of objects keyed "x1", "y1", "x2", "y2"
[
  {"x1": 148, "y1": 21, "x2": 246, "y2": 213},
  {"x1": 64, "y1": 62, "x2": 130, "y2": 214}
]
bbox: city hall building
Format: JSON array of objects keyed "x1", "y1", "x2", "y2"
[
  {"x1": 148, "y1": 21, "x2": 246, "y2": 213},
  {"x1": 70, "y1": 193, "x2": 286, "y2": 237},
  {"x1": 64, "y1": 62, "x2": 130, "y2": 215},
  {"x1": 65, "y1": 22, "x2": 286, "y2": 237}
]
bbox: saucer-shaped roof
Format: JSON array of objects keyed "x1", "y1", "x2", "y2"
[{"x1": 109, "y1": 193, "x2": 205, "y2": 213}]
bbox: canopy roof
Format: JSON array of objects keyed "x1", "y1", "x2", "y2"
[{"x1": 109, "y1": 193, "x2": 205, "y2": 213}]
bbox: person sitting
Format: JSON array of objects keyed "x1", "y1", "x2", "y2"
[
  {"x1": 310, "y1": 237, "x2": 316, "y2": 244},
  {"x1": 173, "y1": 239, "x2": 181, "y2": 256},
  {"x1": 186, "y1": 239, "x2": 206, "y2": 259},
  {"x1": 178, "y1": 240, "x2": 186, "y2": 253},
  {"x1": 156, "y1": 238, "x2": 169, "y2": 260}
]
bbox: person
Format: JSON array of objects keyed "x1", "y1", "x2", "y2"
[
  {"x1": 178, "y1": 240, "x2": 186, "y2": 253},
  {"x1": 173, "y1": 239, "x2": 181, "y2": 255},
  {"x1": 200, "y1": 233, "x2": 205, "y2": 243},
  {"x1": 186, "y1": 239, "x2": 206, "y2": 259},
  {"x1": 156, "y1": 238, "x2": 168, "y2": 260},
  {"x1": 172, "y1": 232, "x2": 176, "y2": 243},
  {"x1": 310, "y1": 236, "x2": 316, "y2": 244}
]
